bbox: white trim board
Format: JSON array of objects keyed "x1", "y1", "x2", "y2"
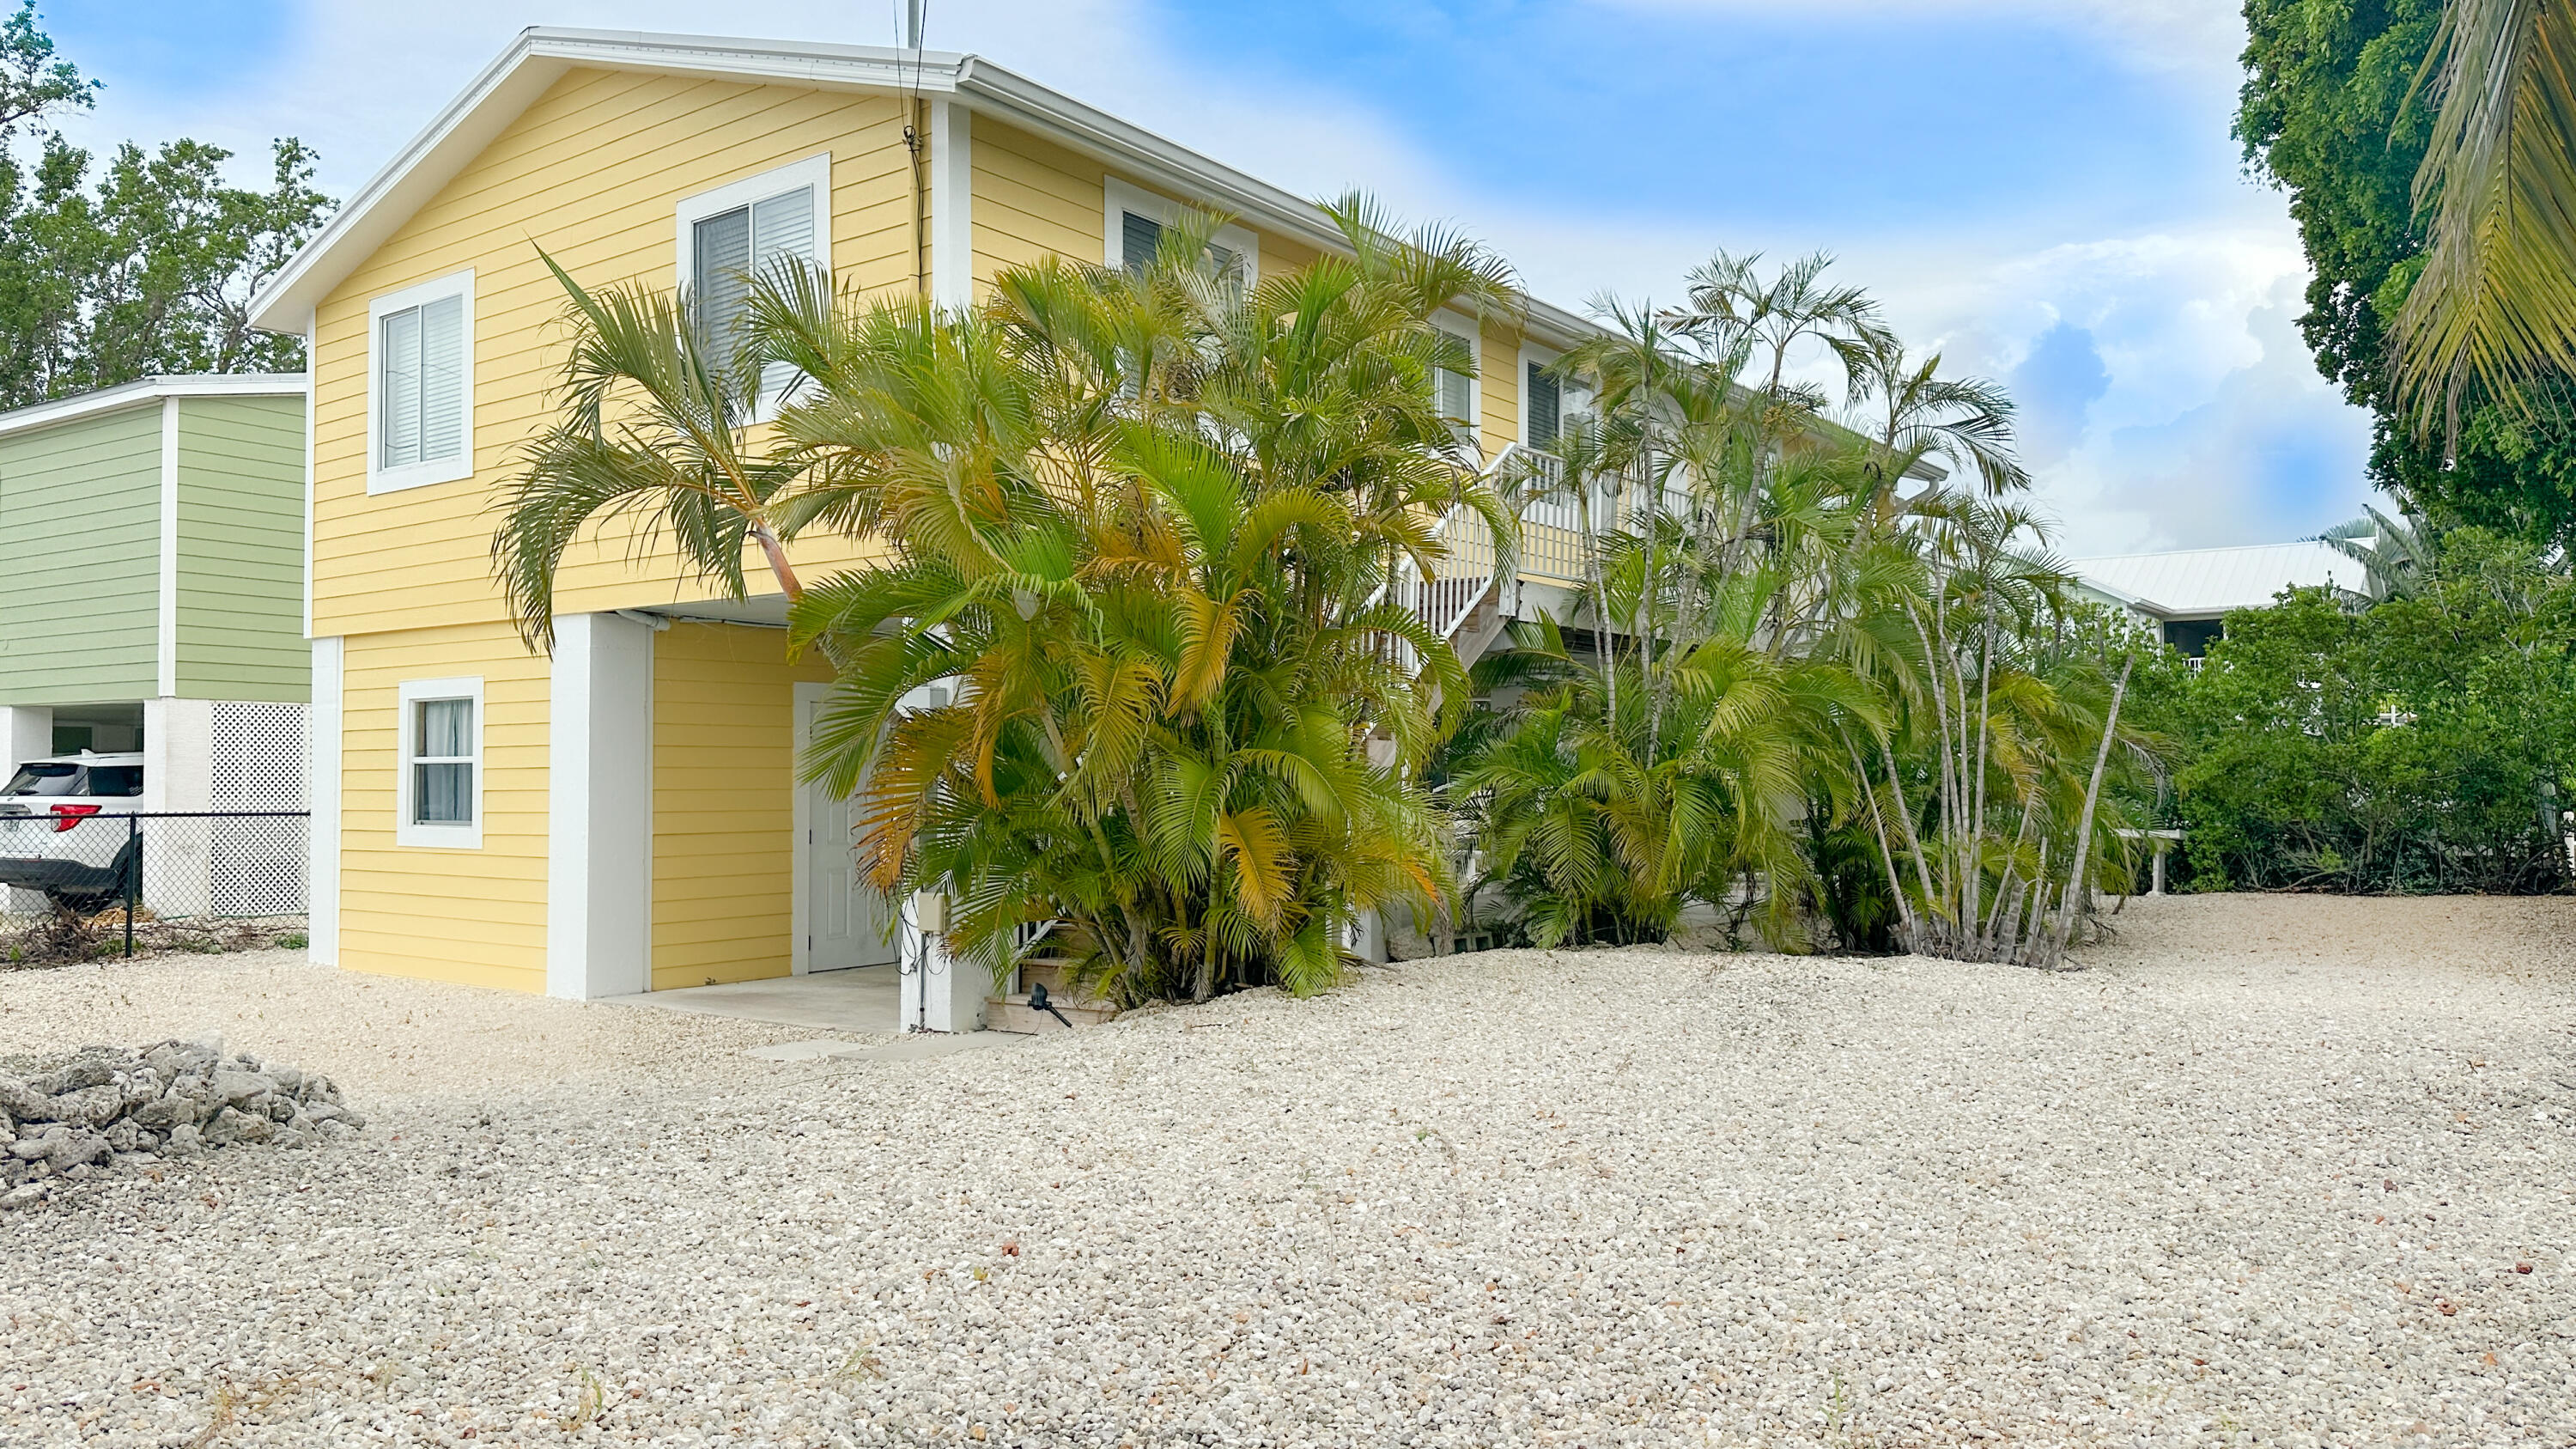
[
  {"x1": 307, "y1": 637, "x2": 344, "y2": 966},
  {"x1": 929, "y1": 100, "x2": 974, "y2": 309},
  {"x1": 0, "y1": 373, "x2": 307, "y2": 441},
  {"x1": 301, "y1": 307, "x2": 318, "y2": 639},
  {"x1": 156, "y1": 397, "x2": 180, "y2": 698},
  {"x1": 790, "y1": 680, "x2": 823, "y2": 977}
]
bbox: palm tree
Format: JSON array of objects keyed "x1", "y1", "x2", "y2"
[
  {"x1": 1846, "y1": 333, "x2": 2030, "y2": 519},
  {"x1": 2318, "y1": 506, "x2": 2441, "y2": 600},
  {"x1": 2391, "y1": 0, "x2": 2576, "y2": 432},
  {"x1": 756, "y1": 198, "x2": 1516, "y2": 1002},
  {"x1": 492, "y1": 253, "x2": 817, "y2": 652}
]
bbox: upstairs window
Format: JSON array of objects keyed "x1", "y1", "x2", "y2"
[
  {"x1": 1120, "y1": 210, "x2": 1240, "y2": 281},
  {"x1": 692, "y1": 186, "x2": 816, "y2": 353},
  {"x1": 1432, "y1": 320, "x2": 1478, "y2": 447},
  {"x1": 676, "y1": 155, "x2": 832, "y2": 417},
  {"x1": 367, "y1": 271, "x2": 474, "y2": 494},
  {"x1": 1526, "y1": 362, "x2": 1561, "y2": 448},
  {"x1": 1105, "y1": 178, "x2": 1257, "y2": 285}
]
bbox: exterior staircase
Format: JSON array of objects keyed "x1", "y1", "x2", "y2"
[{"x1": 1390, "y1": 442, "x2": 1562, "y2": 675}]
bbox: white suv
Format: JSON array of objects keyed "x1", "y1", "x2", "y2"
[{"x1": 0, "y1": 753, "x2": 145, "y2": 900}]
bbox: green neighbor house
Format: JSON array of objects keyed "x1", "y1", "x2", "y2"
[{"x1": 0, "y1": 374, "x2": 311, "y2": 819}]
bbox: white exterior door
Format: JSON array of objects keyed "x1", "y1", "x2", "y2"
[{"x1": 797, "y1": 691, "x2": 897, "y2": 972}]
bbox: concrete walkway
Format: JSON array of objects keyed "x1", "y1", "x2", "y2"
[
  {"x1": 600, "y1": 965, "x2": 902, "y2": 1034},
  {"x1": 597, "y1": 965, "x2": 1027, "y2": 1062}
]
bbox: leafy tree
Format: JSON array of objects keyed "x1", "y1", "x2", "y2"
[
  {"x1": 0, "y1": 3, "x2": 331, "y2": 408},
  {"x1": 2135, "y1": 529, "x2": 2576, "y2": 894},
  {"x1": 2239, "y1": 0, "x2": 2576, "y2": 545}
]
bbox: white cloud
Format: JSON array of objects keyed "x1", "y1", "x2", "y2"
[
  {"x1": 47, "y1": 0, "x2": 2369, "y2": 555},
  {"x1": 1606, "y1": 0, "x2": 2247, "y2": 84}
]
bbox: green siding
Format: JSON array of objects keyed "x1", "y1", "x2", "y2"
[
  {"x1": 174, "y1": 394, "x2": 307, "y2": 702},
  {"x1": 0, "y1": 405, "x2": 162, "y2": 704}
]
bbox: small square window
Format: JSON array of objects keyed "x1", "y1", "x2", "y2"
[{"x1": 411, "y1": 698, "x2": 474, "y2": 825}]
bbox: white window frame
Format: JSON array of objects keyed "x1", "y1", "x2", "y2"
[
  {"x1": 1432, "y1": 309, "x2": 1482, "y2": 454},
  {"x1": 365, "y1": 270, "x2": 475, "y2": 495},
  {"x1": 1104, "y1": 176, "x2": 1260, "y2": 283},
  {"x1": 396, "y1": 676, "x2": 483, "y2": 849},
  {"x1": 675, "y1": 153, "x2": 835, "y2": 423}
]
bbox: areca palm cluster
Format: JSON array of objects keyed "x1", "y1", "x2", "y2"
[
  {"x1": 1450, "y1": 252, "x2": 2148, "y2": 962},
  {"x1": 501, "y1": 198, "x2": 1521, "y2": 1003},
  {"x1": 770, "y1": 206, "x2": 1525, "y2": 1002}
]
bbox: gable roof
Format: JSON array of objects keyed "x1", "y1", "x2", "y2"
[
  {"x1": 0, "y1": 374, "x2": 307, "y2": 441},
  {"x1": 246, "y1": 27, "x2": 1598, "y2": 344}
]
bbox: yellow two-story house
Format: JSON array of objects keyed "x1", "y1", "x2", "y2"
[{"x1": 249, "y1": 27, "x2": 1603, "y2": 1007}]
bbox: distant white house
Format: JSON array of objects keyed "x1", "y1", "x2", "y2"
[{"x1": 2070, "y1": 541, "x2": 2371, "y2": 656}]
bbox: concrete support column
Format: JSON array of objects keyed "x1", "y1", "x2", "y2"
[
  {"x1": 307, "y1": 638, "x2": 343, "y2": 965},
  {"x1": 0, "y1": 704, "x2": 52, "y2": 775},
  {"x1": 898, "y1": 892, "x2": 986, "y2": 1032},
  {"x1": 143, "y1": 697, "x2": 213, "y2": 917},
  {"x1": 546, "y1": 612, "x2": 656, "y2": 1000},
  {"x1": 0, "y1": 705, "x2": 51, "y2": 916}
]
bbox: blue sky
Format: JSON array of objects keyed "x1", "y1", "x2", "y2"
[{"x1": 38, "y1": 0, "x2": 2373, "y2": 555}]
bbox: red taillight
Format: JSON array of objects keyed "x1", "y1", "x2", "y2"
[{"x1": 49, "y1": 803, "x2": 100, "y2": 833}]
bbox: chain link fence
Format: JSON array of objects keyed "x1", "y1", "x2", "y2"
[{"x1": 0, "y1": 812, "x2": 307, "y2": 964}]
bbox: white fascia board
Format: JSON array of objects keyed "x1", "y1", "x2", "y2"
[
  {"x1": 246, "y1": 29, "x2": 968, "y2": 335},
  {"x1": 246, "y1": 26, "x2": 1604, "y2": 348},
  {"x1": 0, "y1": 373, "x2": 307, "y2": 441}
]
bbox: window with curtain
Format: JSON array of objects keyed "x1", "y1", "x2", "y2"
[
  {"x1": 380, "y1": 292, "x2": 465, "y2": 471},
  {"x1": 410, "y1": 697, "x2": 475, "y2": 826}
]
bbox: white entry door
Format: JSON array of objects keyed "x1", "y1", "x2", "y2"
[{"x1": 798, "y1": 692, "x2": 899, "y2": 972}]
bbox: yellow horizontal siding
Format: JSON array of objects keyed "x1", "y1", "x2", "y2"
[
  {"x1": 971, "y1": 118, "x2": 1105, "y2": 285},
  {"x1": 337, "y1": 621, "x2": 550, "y2": 991},
  {"x1": 311, "y1": 67, "x2": 921, "y2": 639},
  {"x1": 650, "y1": 623, "x2": 834, "y2": 989}
]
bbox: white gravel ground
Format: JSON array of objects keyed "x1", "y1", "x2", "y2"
[{"x1": 4, "y1": 896, "x2": 2574, "y2": 1447}]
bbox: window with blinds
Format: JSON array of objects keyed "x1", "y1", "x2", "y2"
[
  {"x1": 1120, "y1": 209, "x2": 1240, "y2": 282},
  {"x1": 1433, "y1": 326, "x2": 1476, "y2": 444},
  {"x1": 693, "y1": 183, "x2": 817, "y2": 360},
  {"x1": 1527, "y1": 362, "x2": 1562, "y2": 447},
  {"x1": 379, "y1": 293, "x2": 465, "y2": 472}
]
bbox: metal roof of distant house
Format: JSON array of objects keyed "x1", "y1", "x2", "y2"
[{"x1": 2070, "y1": 541, "x2": 2366, "y2": 620}]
